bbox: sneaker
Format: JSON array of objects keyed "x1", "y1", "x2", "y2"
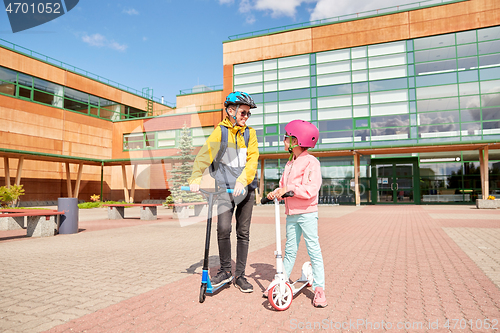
[
  {"x1": 313, "y1": 287, "x2": 327, "y2": 308},
  {"x1": 211, "y1": 270, "x2": 233, "y2": 288},
  {"x1": 234, "y1": 276, "x2": 253, "y2": 293}
]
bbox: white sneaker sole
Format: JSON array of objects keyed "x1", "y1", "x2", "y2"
[{"x1": 211, "y1": 275, "x2": 233, "y2": 288}]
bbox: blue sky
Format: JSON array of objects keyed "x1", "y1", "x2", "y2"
[{"x1": 0, "y1": 0, "x2": 421, "y2": 105}]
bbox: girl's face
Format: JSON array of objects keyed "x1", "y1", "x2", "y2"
[{"x1": 283, "y1": 135, "x2": 297, "y2": 151}]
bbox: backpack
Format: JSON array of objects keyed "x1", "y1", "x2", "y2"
[{"x1": 209, "y1": 125, "x2": 258, "y2": 192}]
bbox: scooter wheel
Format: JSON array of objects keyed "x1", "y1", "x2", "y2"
[
  {"x1": 268, "y1": 282, "x2": 293, "y2": 311},
  {"x1": 199, "y1": 284, "x2": 207, "y2": 303}
]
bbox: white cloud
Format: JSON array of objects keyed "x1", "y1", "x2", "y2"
[
  {"x1": 123, "y1": 8, "x2": 139, "y2": 15},
  {"x1": 221, "y1": 0, "x2": 422, "y2": 24},
  {"x1": 109, "y1": 41, "x2": 128, "y2": 52},
  {"x1": 82, "y1": 33, "x2": 105, "y2": 47},
  {"x1": 82, "y1": 33, "x2": 128, "y2": 52},
  {"x1": 246, "y1": 15, "x2": 256, "y2": 24},
  {"x1": 310, "y1": 0, "x2": 419, "y2": 21},
  {"x1": 239, "y1": 0, "x2": 252, "y2": 13},
  {"x1": 254, "y1": 0, "x2": 313, "y2": 18}
]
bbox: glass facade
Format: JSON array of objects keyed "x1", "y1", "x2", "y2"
[
  {"x1": 123, "y1": 126, "x2": 213, "y2": 151},
  {"x1": 0, "y1": 66, "x2": 149, "y2": 120},
  {"x1": 234, "y1": 26, "x2": 500, "y2": 204}
]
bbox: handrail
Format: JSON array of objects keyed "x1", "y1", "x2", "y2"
[
  {"x1": 178, "y1": 85, "x2": 223, "y2": 95},
  {"x1": 0, "y1": 38, "x2": 176, "y2": 108},
  {"x1": 226, "y1": 0, "x2": 469, "y2": 41}
]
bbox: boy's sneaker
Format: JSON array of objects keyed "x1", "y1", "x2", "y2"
[
  {"x1": 211, "y1": 270, "x2": 233, "y2": 288},
  {"x1": 234, "y1": 276, "x2": 253, "y2": 293},
  {"x1": 313, "y1": 287, "x2": 327, "y2": 308}
]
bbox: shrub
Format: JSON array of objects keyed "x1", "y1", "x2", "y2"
[{"x1": 0, "y1": 184, "x2": 25, "y2": 208}]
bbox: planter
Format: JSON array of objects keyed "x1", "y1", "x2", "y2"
[{"x1": 476, "y1": 199, "x2": 500, "y2": 209}]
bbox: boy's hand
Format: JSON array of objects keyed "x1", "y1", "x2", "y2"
[
  {"x1": 233, "y1": 181, "x2": 246, "y2": 196},
  {"x1": 189, "y1": 184, "x2": 200, "y2": 193}
]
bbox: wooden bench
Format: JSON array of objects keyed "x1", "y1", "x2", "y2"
[
  {"x1": 0, "y1": 209, "x2": 64, "y2": 237},
  {"x1": 102, "y1": 204, "x2": 163, "y2": 220},
  {"x1": 168, "y1": 202, "x2": 208, "y2": 219}
]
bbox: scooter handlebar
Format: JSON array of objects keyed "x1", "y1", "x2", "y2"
[
  {"x1": 260, "y1": 191, "x2": 294, "y2": 204},
  {"x1": 181, "y1": 186, "x2": 234, "y2": 194}
]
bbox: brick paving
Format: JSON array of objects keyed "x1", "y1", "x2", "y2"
[{"x1": 0, "y1": 205, "x2": 499, "y2": 332}]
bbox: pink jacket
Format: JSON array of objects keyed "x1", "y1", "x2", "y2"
[{"x1": 279, "y1": 151, "x2": 322, "y2": 215}]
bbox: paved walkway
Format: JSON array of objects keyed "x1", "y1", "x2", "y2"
[{"x1": 0, "y1": 204, "x2": 499, "y2": 332}]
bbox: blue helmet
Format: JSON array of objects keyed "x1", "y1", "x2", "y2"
[{"x1": 224, "y1": 91, "x2": 257, "y2": 109}]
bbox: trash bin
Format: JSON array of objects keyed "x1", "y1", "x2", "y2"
[{"x1": 58, "y1": 198, "x2": 79, "y2": 234}]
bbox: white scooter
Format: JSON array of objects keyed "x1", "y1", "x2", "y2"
[{"x1": 261, "y1": 191, "x2": 314, "y2": 311}]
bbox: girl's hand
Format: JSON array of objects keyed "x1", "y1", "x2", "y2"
[{"x1": 267, "y1": 187, "x2": 287, "y2": 200}]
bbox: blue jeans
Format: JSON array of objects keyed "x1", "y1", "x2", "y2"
[{"x1": 283, "y1": 212, "x2": 325, "y2": 290}]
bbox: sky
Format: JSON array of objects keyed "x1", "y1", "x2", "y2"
[{"x1": 0, "y1": 0, "x2": 425, "y2": 106}]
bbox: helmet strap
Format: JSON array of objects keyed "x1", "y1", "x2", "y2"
[
  {"x1": 226, "y1": 105, "x2": 239, "y2": 123},
  {"x1": 287, "y1": 136, "x2": 300, "y2": 161},
  {"x1": 233, "y1": 105, "x2": 239, "y2": 121}
]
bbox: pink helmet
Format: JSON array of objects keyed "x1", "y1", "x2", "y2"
[{"x1": 285, "y1": 120, "x2": 319, "y2": 148}]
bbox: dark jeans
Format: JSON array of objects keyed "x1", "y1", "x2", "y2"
[{"x1": 216, "y1": 190, "x2": 255, "y2": 277}]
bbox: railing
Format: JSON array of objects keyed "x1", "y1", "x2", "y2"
[
  {"x1": 178, "y1": 84, "x2": 223, "y2": 95},
  {"x1": 0, "y1": 38, "x2": 176, "y2": 108},
  {"x1": 227, "y1": 0, "x2": 468, "y2": 41}
]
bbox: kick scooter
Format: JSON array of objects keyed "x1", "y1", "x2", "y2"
[
  {"x1": 261, "y1": 191, "x2": 314, "y2": 311},
  {"x1": 181, "y1": 186, "x2": 234, "y2": 303}
]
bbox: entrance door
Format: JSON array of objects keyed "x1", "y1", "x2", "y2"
[{"x1": 371, "y1": 158, "x2": 420, "y2": 204}]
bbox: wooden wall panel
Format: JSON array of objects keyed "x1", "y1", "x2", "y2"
[
  {"x1": 312, "y1": 13, "x2": 410, "y2": 51},
  {"x1": 194, "y1": 112, "x2": 219, "y2": 128},
  {"x1": 224, "y1": 29, "x2": 313, "y2": 65},
  {"x1": 409, "y1": 0, "x2": 500, "y2": 38},
  {"x1": 0, "y1": 48, "x2": 66, "y2": 84},
  {"x1": 65, "y1": 72, "x2": 121, "y2": 101},
  {"x1": 121, "y1": 92, "x2": 149, "y2": 111},
  {"x1": 176, "y1": 90, "x2": 223, "y2": 110}
]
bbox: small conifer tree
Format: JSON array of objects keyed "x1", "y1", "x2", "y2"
[{"x1": 168, "y1": 124, "x2": 203, "y2": 203}]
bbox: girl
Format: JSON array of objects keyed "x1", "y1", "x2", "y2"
[{"x1": 266, "y1": 120, "x2": 327, "y2": 308}]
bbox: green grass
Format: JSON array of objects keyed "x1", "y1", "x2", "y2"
[{"x1": 78, "y1": 201, "x2": 128, "y2": 209}]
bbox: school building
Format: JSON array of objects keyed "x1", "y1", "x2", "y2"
[{"x1": 1, "y1": 0, "x2": 499, "y2": 205}]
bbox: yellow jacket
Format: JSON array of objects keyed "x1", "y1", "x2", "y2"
[{"x1": 189, "y1": 118, "x2": 259, "y2": 187}]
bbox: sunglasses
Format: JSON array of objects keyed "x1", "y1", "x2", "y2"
[
  {"x1": 283, "y1": 135, "x2": 296, "y2": 141},
  {"x1": 238, "y1": 110, "x2": 251, "y2": 118}
]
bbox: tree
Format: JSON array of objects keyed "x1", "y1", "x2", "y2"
[{"x1": 168, "y1": 124, "x2": 204, "y2": 203}]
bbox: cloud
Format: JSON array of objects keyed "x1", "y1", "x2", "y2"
[
  {"x1": 310, "y1": 0, "x2": 419, "y2": 21},
  {"x1": 254, "y1": 0, "x2": 314, "y2": 18},
  {"x1": 82, "y1": 33, "x2": 105, "y2": 47},
  {"x1": 221, "y1": 0, "x2": 422, "y2": 23},
  {"x1": 82, "y1": 33, "x2": 128, "y2": 52},
  {"x1": 246, "y1": 15, "x2": 256, "y2": 24},
  {"x1": 123, "y1": 8, "x2": 139, "y2": 15}
]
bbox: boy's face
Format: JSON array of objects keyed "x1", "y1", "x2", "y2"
[{"x1": 229, "y1": 104, "x2": 251, "y2": 127}]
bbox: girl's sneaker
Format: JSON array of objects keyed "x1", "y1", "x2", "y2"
[{"x1": 313, "y1": 287, "x2": 327, "y2": 308}]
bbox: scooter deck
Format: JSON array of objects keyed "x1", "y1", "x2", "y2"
[{"x1": 291, "y1": 280, "x2": 310, "y2": 296}]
